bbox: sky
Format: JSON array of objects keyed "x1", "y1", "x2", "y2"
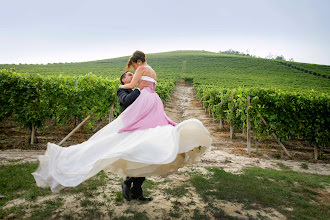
[{"x1": 1, "y1": 0, "x2": 330, "y2": 65}]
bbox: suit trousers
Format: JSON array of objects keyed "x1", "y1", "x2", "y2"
[{"x1": 124, "y1": 177, "x2": 145, "y2": 196}]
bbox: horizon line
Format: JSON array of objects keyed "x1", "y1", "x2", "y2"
[{"x1": 1, "y1": 50, "x2": 329, "y2": 66}]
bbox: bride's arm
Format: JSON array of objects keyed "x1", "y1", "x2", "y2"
[{"x1": 119, "y1": 67, "x2": 144, "y2": 89}]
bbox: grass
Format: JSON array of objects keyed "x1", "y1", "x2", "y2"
[
  {"x1": 79, "y1": 207, "x2": 104, "y2": 219},
  {"x1": 164, "y1": 183, "x2": 189, "y2": 198},
  {"x1": 0, "y1": 205, "x2": 25, "y2": 218},
  {"x1": 0, "y1": 161, "x2": 116, "y2": 219},
  {"x1": 28, "y1": 198, "x2": 63, "y2": 219},
  {"x1": 276, "y1": 162, "x2": 291, "y2": 170},
  {"x1": 274, "y1": 152, "x2": 281, "y2": 159},
  {"x1": 60, "y1": 167, "x2": 110, "y2": 197},
  {"x1": 0, "y1": 162, "x2": 52, "y2": 207},
  {"x1": 141, "y1": 178, "x2": 156, "y2": 197},
  {"x1": 113, "y1": 211, "x2": 149, "y2": 220},
  {"x1": 300, "y1": 162, "x2": 309, "y2": 170},
  {"x1": 115, "y1": 191, "x2": 124, "y2": 202},
  {"x1": 169, "y1": 204, "x2": 181, "y2": 218},
  {"x1": 123, "y1": 208, "x2": 149, "y2": 220},
  {"x1": 1, "y1": 161, "x2": 329, "y2": 219},
  {"x1": 7, "y1": 159, "x2": 21, "y2": 163},
  {"x1": 190, "y1": 166, "x2": 330, "y2": 220},
  {"x1": 80, "y1": 198, "x2": 93, "y2": 207},
  {"x1": 192, "y1": 209, "x2": 210, "y2": 219}
]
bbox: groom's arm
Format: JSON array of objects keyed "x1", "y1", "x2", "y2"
[{"x1": 117, "y1": 88, "x2": 141, "y2": 108}]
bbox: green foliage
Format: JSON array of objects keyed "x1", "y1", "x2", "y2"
[
  {"x1": 0, "y1": 69, "x2": 119, "y2": 130},
  {"x1": 195, "y1": 85, "x2": 330, "y2": 147},
  {"x1": 219, "y1": 49, "x2": 256, "y2": 57},
  {"x1": 0, "y1": 66, "x2": 177, "y2": 138},
  {"x1": 276, "y1": 60, "x2": 330, "y2": 79},
  {"x1": 1, "y1": 51, "x2": 329, "y2": 148}
]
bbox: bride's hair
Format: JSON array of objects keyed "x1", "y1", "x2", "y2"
[{"x1": 126, "y1": 50, "x2": 146, "y2": 71}]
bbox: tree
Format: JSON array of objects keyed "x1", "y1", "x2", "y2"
[{"x1": 275, "y1": 55, "x2": 286, "y2": 61}]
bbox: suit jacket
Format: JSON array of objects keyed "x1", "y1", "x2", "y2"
[{"x1": 117, "y1": 88, "x2": 141, "y2": 111}]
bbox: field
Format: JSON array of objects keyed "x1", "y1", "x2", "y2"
[
  {"x1": 1, "y1": 50, "x2": 329, "y2": 93},
  {"x1": 1, "y1": 50, "x2": 330, "y2": 219}
]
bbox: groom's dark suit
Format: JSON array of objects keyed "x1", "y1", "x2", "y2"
[
  {"x1": 117, "y1": 88, "x2": 141, "y2": 111},
  {"x1": 117, "y1": 87, "x2": 146, "y2": 199}
]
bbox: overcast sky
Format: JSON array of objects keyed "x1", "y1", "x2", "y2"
[{"x1": 1, "y1": 0, "x2": 330, "y2": 65}]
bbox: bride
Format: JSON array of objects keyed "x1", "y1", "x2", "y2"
[{"x1": 32, "y1": 50, "x2": 212, "y2": 193}]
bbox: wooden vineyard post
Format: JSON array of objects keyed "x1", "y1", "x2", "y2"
[
  {"x1": 247, "y1": 95, "x2": 251, "y2": 155},
  {"x1": 256, "y1": 110, "x2": 291, "y2": 157},
  {"x1": 109, "y1": 88, "x2": 117, "y2": 123},
  {"x1": 30, "y1": 125, "x2": 36, "y2": 145},
  {"x1": 208, "y1": 95, "x2": 212, "y2": 116},
  {"x1": 58, "y1": 115, "x2": 92, "y2": 146},
  {"x1": 109, "y1": 103, "x2": 114, "y2": 123},
  {"x1": 30, "y1": 82, "x2": 40, "y2": 145},
  {"x1": 314, "y1": 146, "x2": 318, "y2": 160},
  {"x1": 230, "y1": 92, "x2": 235, "y2": 139},
  {"x1": 219, "y1": 93, "x2": 224, "y2": 129}
]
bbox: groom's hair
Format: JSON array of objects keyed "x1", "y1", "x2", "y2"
[{"x1": 120, "y1": 71, "x2": 128, "y2": 85}]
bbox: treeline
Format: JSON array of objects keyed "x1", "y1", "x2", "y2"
[
  {"x1": 219, "y1": 49, "x2": 256, "y2": 57},
  {"x1": 219, "y1": 49, "x2": 292, "y2": 61}
]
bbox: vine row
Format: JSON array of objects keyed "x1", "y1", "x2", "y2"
[
  {"x1": 194, "y1": 84, "x2": 329, "y2": 149},
  {"x1": 1, "y1": 69, "x2": 176, "y2": 144}
]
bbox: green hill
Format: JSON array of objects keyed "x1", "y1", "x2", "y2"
[
  {"x1": 1, "y1": 50, "x2": 329, "y2": 93},
  {"x1": 1, "y1": 50, "x2": 329, "y2": 147}
]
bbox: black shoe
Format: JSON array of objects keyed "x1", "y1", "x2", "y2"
[
  {"x1": 121, "y1": 182, "x2": 131, "y2": 201},
  {"x1": 131, "y1": 194, "x2": 153, "y2": 201}
]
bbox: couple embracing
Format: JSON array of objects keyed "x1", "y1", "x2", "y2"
[{"x1": 32, "y1": 50, "x2": 212, "y2": 202}]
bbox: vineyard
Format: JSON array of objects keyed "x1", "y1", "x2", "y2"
[{"x1": 0, "y1": 50, "x2": 329, "y2": 157}]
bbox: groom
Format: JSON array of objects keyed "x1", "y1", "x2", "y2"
[{"x1": 117, "y1": 71, "x2": 152, "y2": 202}]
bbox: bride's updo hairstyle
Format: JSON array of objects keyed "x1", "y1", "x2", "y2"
[{"x1": 126, "y1": 50, "x2": 146, "y2": 71}]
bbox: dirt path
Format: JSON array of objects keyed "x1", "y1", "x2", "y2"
[{"x1": 1, "y1": 80, "x2": 329, "y2": 219}]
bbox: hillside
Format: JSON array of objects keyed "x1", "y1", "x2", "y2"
[{"x1": 1, "y1": 50, "x2": 329, "y2": 94}]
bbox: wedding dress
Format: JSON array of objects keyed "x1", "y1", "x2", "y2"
[{"x1": 32, "y1": 76, "x2": 212, "y2": 193}]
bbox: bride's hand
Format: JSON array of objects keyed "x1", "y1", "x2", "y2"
[{"x1": 119, "y1": 85, "x2": 124, "y2": 88}]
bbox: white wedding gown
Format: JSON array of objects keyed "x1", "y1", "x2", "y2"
[{"x1": 32, "y1": 76, "x2": 212, "y2": 193}]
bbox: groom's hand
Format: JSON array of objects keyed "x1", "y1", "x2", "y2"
[{"x1": 137, "y1": 81, "x2": 149, "y2": 90}]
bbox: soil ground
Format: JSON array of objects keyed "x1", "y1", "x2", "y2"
[{"x1": 0, "y1": 80, "x2": 329, "y2": 219}]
